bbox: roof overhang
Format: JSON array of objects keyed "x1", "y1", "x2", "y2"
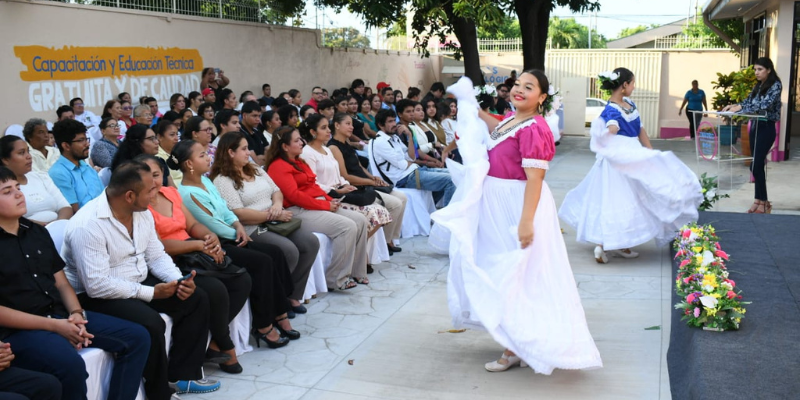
[{"x1": 704, "y1": 0, "x2": 761, "y2": 20}]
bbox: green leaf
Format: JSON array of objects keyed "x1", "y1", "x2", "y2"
[{"x1": 644, "y1": 325, "x2": 661, "y2": 330}]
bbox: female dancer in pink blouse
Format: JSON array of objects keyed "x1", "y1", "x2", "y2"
[{"x1": 433, "y1": 72, "x2": 602, "y2": 374}]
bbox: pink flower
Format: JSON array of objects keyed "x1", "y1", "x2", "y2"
[
  {"x1": 716, "y1": 250, "x2": 729, "y2": 260},
  {"x1": 674, "y1": 249, "x2": 686, "y2": 258},
  {"x1": 727, "y1": 291, "x2": 736, "y2": 299},
  {"x1": 683, "y1": 277, "x2": 691, "y2": 284},
  {"x1": 715, "y1": 242, "x2": 721, "y2": 250},
  {"x1": 679, "y1": 259, "x2": 691, "y2": 269},
  {"x1": 725, "y1": 279, "x2": 735, "y2": 288},
  {"x1": 693, "y1": 307, "x2": 701, "y2": 318},
  {"x1": 682, "y1": 229, "x2": 691, "y2": 238}
]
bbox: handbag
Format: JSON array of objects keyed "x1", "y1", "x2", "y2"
[
  {"x1": 339, "y1": 186, "x2": 378, "y2": 207},
  {"x1": 258, "y1": 218, "x2": 302, "y2": 237},
  {"x1": 173, "y1": 250, "x2": 245, "y2": 279},
  {"x1": 373, "y1": 185, "x2": 394, "y2": 194}
]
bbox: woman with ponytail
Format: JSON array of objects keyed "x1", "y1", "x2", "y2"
[{"x1": 559, "y1": 67, "x2": 703, "y2": 263}]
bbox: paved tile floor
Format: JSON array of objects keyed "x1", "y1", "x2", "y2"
[{"x1": 193, "y1": 137, "x2": 800, "y2": 400}]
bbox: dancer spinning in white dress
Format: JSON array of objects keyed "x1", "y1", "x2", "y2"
[
  {"x1": 432, "y1": 71, "x2": 602, "y2": 374},
  {"x1": 559, "y1": 68, "x2": 702, "y2": 263}
]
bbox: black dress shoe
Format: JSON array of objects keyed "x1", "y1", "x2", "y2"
[
  {"x1": 387, "y1": 244, "x2": 402, "y2": 253},
  {"x1": 275, "y1": 316, "x2": 301, "y2": 340},
  {"x1": 367, "y1": 264, "x2": 374, "y2": 274},
  {"x1": 291, "y1": 304, "x2": 307, "y2": 314},
  {"x1": 218, "y1": 362, "x2": 243, "y2": 374},
  {"x1": 204, "y1": 349, "x2": 232, "y2": 364}
]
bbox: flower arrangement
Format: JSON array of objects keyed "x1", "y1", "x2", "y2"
[
  {"x1": 673, "y1": 223, "x2": 749, "y2": 331},
  {"x1": 473, "y1": 84, "x2": 497, "y2": 99},
  {"x1": 698, "y1": 173, "x2": 730, "y2": 211}
]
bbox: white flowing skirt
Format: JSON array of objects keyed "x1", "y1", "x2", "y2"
[{"x1": 559, "y1": 119, "x2": 702, "y2": 250}]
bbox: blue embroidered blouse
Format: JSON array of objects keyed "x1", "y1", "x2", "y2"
[
  {"x1": 739, "y1": 81, "x2": 782, "y2": 122},
  {"x1": 599, "y1": 98, "x2": 642, "y2": 138}
]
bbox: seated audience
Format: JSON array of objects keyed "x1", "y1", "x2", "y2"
[
  {"x1": 261, "y1": 83, "x2": 274, "y2": 107},
  {"x1": 299, "y1": 105, "x2": 316, "y2": 122},
  {"x1": 439, "y1": 100, "x2": 461, "y2": 162},
  {"x1": 56, "y1": 105, "x2": 75, "y2": 121},
  {"x1": 187, "y1": 91, "x2": 202, "y2": 116},
  {"x1": 346, "y1": 97, "x2": 369, "y2": 142},
  {"x1": 200, "y1": 67, "x2": 230, "y2": 109},
  {"x1": 220, "y1": 89, "x2": 237, "y2": 111},
  {"x1": 398, "y1": 100, "x2": 441, "y2": 163},
  {"x1": 0, "y1": 166, "x2": 149, "y2": 400},
  {"x1": 0, "y1": 343, "x2": 61, "y2": 400},
  {"x1": 267, "y1": 126, "x2": 370, "y2": 289},
  {"x1": 418, "y1": 98, "x2": 446, "y2": 147},
  {"x1": 169, "y1": 141, "x2": 297, "y2": 343},
  {"x1": 144, "y1": 97, "x2": 162, "y2": 126},
  {"x1": 422, "y1": 82, "x2": 445, "y2": 105},
  {"x1": 48, "y1": 119, "x2": 104, "y2": 212},
  {"x1": 71, "y1": 97, "x2": 99, "y2": 128},
  {"x1": 372, "y1": 109, "x2": 456, "y2": 206},
  {"x1": 317, "y1": 99, "x2": 336, "y2": 121},
  {"x1": 201, "y1": 88, "x2": 217, "y2": 110},
  {"x1": 319, "y1": 114, "x2": 406, "y2": 253},
  {"x1": 111, "y1": 124, "x2": 172, "y2": 188},
  {"x1": 118, "y1": 100, "x2": 136, "y2": 130},
  {"x1": 154, "y1": 120, "x2": 183, "y2": 184},
  {"x1": 301, "y1": 114, "x2": 391, "y2": 240},
  {"x1": 184, "y1": 116, "x2": 219, "y2": 174},
  {"x1": 137, "y1": 154, "x2": 252, "y2": 374},
  {"x1": 198, "y1": 102, "x2": 218, "y2": 139},
  {"x1": 63, "y1": 161, "x2": 219, "y2": 398},
  {"x1": 411, "y1": 101, "x2": 444, "y2": 158},
  {"x1": 236, "y1": 91, "x2": 257, "y2": 111},
  {"x1": 363, "y1": 87, "x2": 373, "y2": 98},
  {"x1": 211, "y1": 133, "x2": 319, "y2": 314},
  {"x1": 22, "y1": 118, "x2": 59, "y2": 172},
  {"x1": 277, "y1": 104, "x2": 299, "y2": 128},
  {"x1": 394, "y1": 90, "x2": 404, "y2": 101},
  {"x1": 95, "y1": 100, "x2": 127, "y2": 141},
  {"x1": 349, "y1": 79, "x2": 365, "y2": 106},
  {"x1": 169, "y1": 93, "x2": 186, "y2": 114},
  {"x1": 306, "y1": 86, "x2": 323, "y2": 110},
  {"x1": 118, "y1": 92, "x2": 132, "y2": 104},
  {"x1": 178, "y1": 108, "x2": 194, "y2": 135},
  {"x1": 239, "y1": 101, "x2": 267, "y2": 165},
  {"x1": 133, "y1": 104, "x2": 154, "y2": 127},
  {"x1": 406, "y1": 87, "x2": 422, "y2": 102},
  {"x1": 90, "y1": 117, "x2": 121, "y2": 168},
  {"x1": 357, "y1": 96, "x2": 378, "y2": 138},
  {"x1": 1, "y1": 136, "x2": 73, "y2": 225},
  {"x1": 259, "y1": 110, "x2": 281, "y2": 147}
]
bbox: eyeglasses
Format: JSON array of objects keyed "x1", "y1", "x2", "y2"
[
  {"x1": 71, "y1": 137, "x2": 90, "y2": 144},
  {"x1": 144, "y1": 136, "x2": 159, "y2": 143},
  {"x1": 204, "y1": 127, "x2": 214, "y2": 133},
  {"x1": 106, "y1": 123, "x2": 119, "y2": 129},
  {"x1": 143, "y1": 113, "x2": 153, "y2": 118},
  {"x1": 123, "y1": 106, "x2": 133, "y2": 110}
]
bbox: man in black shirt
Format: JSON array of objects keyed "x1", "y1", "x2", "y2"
[
  {"x1": 239, "y1": 101, "x2": 267, "y2": 165},
  {"x1": 0, "y1": 166, "x2": 149, "y2": 400}
]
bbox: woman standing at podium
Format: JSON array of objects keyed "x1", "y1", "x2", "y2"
[{"x1": 722, "y1": 57, "x2": 782, "y2": 214}]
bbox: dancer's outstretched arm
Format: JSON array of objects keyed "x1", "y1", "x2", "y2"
[
  {"x1": 519, "y1": 167, "x2": 545, "y2": 249},
  {"x1": 638, "y1": 128, "x2": 653, "y2": 149},
  {"x1": 478, "y1": 109, "x2": 501, "y2": 133}
]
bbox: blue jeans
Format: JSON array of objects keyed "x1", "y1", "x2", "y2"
[
  {"x1": 4, "y1": 312, "x2": 150, "y2": 400},
  {"x1": 397, "y1": 167, "x2": 456, "y2": 206},
  {"x1": 0, "y1": 367, "x2": 61, "y2": 400}
]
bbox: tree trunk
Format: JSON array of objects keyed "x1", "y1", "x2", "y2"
[
  {"x1": 444, "y1": 3, "x2": 484, "y2": 85},
  {"x1": 515, "y1": 0, "x2": 550, "y2": 71}
]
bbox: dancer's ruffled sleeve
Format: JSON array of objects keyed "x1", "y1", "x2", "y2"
[
  {"x1": 599, "y1": 106, "x2": 623, "y2": 129},
  {"x1": 519, "y1": 119, "x2": 555, "y2": 170}
]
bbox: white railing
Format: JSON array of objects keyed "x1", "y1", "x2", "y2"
[
  {"x1": 53, "y1": 0, "x2": 266, "y2": 23},
  {"x1": 653, "y1": 35, "x2": 728, "y2": 49}
]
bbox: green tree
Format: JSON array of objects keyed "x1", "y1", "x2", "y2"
[
  {"x1": 478, "y1": 14, "x2": 521, "y2": 39},
  {"x1": 616, "y1": 24, "x2": 658, "y2": 39},
  {"x1": 547, "y1": 17, "x2": 582, "y2": 48},
  {"x1": 323, "y1": 27, "x2": 371, "y2": 48},
  {"x1": 683, "y1": 17, "x2": 744, "y2": 50}
]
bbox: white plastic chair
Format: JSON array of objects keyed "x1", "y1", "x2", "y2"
[
  {"x1": 45, "y1": 219, "x2": 69, "y2": 253},
  {"x1": 98, "y1": 168, "x2": 112, "y2": 187},
  {"x1": 367, "y1": 140, "x2": 436, "y2": 238},
  {"x1": 303, "y1": 233, "x2": 332, "y2": 299},
  {"x1": 3, "y1": 124, "x2": 24, "y2": 139}
]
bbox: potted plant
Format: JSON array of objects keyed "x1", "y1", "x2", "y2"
[{"x1": 711, "y1": 67, "x2": 757, "y2": 155}]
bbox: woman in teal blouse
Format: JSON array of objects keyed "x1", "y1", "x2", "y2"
[{"x1": 678, "y1": 80, "x2": 707, "y2": 139}]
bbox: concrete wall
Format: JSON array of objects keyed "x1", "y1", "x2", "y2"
[{"x1": 0, "y1": 0, "x2": 440, "y2": 130}]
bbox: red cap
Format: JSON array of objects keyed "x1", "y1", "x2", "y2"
[
  {"x1": 202, "y1": 88, "x2": 214, "y2": 96},
  {"x1": 376, "y1": 82, "x2": 391, "y2": 92}
]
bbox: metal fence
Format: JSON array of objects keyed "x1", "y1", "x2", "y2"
[
  {"x1": 477, "y1": 38, "x2": 553, "y2": 53},
  {"x1": 52, "y1": 0, "x2": 262, "y2": 22},
  {"x1": 653, "y1": 35, "x2": 728, "y2": 49}
]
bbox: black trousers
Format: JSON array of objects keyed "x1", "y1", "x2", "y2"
[
  {"x1": 749, "y1": 120, "x2": 777, "y2": 201},
  {"x1": 193, "y1": 272, "x2": 251, "y2": 352},
  {"x1": 686, "y1": 109, "x2": 702, "y2": 138},
  {"x1": 222, "y1": 242, "x2": 291, "y2": 330},
  {"x1": 0, "y1": 367, "x2": 61, "y2": 400},
  {"x1": 78, "y1": 274, "x2": 210, "y2": 400}
]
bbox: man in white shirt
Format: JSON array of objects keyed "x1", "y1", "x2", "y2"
[
  {"x1": 69, "y1": 98, "x2": 99, "y2": 129},
  {"x1": 372, "y1": 109, "x2": 455, "y2": 207},
  {"x1": 62, "y1": 160, "x2": 220, "y2": 398}
]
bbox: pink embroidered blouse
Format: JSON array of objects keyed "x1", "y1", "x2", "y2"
[{"x1": 487, "y1": 115, "x2": 555, "y2": 181}]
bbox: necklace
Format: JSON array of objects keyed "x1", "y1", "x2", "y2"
[
  {"x1": 490, "y1": 116, "x2": 534, "y2": 140},
  {"x1": 610, "y1": 100, "x2": 636, "y2": 115}
]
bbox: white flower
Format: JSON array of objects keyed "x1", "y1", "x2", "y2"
[
  {"x1": 701, "y1": 250, "x2": 715, "y2": 267},
  {"x1": 610, "y1": 72, "x2": 620, "y2": 80},
  {"x1": 473, "y1": 86, "x2": 482, "y2": 97},
  {"x1": 485, "y1": 85, "x2": 496, "y2": 96},
  {"x1": 722, "y1": 271, "x2": 729, "y2": 278},
  {"x1": 699, "y1": 295, "x2": 718, "y2": 308},
  {"x1": 705, "y1": 190, "x2": 716, "y2": 200}
]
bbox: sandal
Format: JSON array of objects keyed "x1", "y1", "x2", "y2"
[
  {"x1": 747, "y1": 200, "x2": 761, "y2": 214},
  {"x1": 765, "y1": 201, "x2": 773, "y2": 214},
  {"x1": 336, "y1": 279, "x2": 357, "y2": 290},
  {"x1": 353, "y1": 277, "x2": 369, "y2": 285},
  {"x1": 754, "y1": 201, "x2": 767, "y2": 214}
]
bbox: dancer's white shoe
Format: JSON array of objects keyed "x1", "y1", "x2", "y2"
[{"x1": 485, "y1": 353, "x2": 528, "y2": 372}]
